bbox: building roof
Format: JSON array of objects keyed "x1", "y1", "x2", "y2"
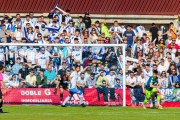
[{"x1": 1, "y1": 0, "x2": 180, "y2": 15}]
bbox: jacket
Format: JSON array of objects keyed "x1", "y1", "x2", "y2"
[
  {"x1": 101, "y1": 25, "x2": 109, "y2": 38},
  {"x1": 74, "y1": 20, "x2": 85, "y2": 34}
]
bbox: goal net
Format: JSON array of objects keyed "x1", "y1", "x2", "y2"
[{"x1": 0, "y1": 43, "x2": 126, "y2": 106}]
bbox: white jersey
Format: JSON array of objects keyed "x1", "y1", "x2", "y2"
[
  {"x1": 69, "y1": 71, "x2": 79, "y2": 89},
  {"x1": 0, "y1": 48, "x2": 4, "y2": 62},
  {"x1": 66, "y1": 26, "x2": 75, "y2": 34},
  {"x1": 72, "y1": 49, "x2": 82, "y2": 63},
  {"x1": 143, "y1": 69, "x2": 152, "y2": 84},
  {"x1": 25, "y1": 48, "x2": 37, "y2": 64},
  {"x1": 106, "y1": 75, "x2": 116, "y2": 88},
  {"x1": 136, "y1": 26, "x2": 146, "y2": 37},
  {"x1": 36, "y1": 53, "x2": 49, "y2": 69},
  {"x1": 15, "y1": 48, "x2": 25, "y2": 62},
  {"x1": 70, "y1": 35, "x2": 82, "y2": 44}
]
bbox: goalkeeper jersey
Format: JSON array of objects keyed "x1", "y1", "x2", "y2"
[{"x1": 145, "y1": 76, "x2": 158, "y2": 91}]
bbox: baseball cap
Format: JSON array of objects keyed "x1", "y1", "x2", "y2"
[{"x1": 85, "y1": 12, "x2": 89, "y2": 15}]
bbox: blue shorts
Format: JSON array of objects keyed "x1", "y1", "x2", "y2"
[{"x1": 69, "y1": 88, "x2": 80, "y2": 94}]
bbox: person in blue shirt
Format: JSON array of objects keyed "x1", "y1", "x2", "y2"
[
  {"x1": 123, "y1": 25, "x2": 136, "y2": 47},
  {"x1": 114, "y1": 79, "x2": 121, "y2": 88},
  {"x1": 12, "y1": 57, "x2": 22, "y2": 75},
  {"x1": 44, "y1": 65, "x2": 57, "y2": 85}
]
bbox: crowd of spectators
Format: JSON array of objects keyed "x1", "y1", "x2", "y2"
[{"x1": 0, "y1": 9, "x2": 179, "y2": 91}]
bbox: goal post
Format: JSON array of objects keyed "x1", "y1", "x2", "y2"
[{"x1": 0, "y1": 43, "x2": 126, "y2": 106}]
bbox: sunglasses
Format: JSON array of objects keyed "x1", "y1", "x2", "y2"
[{"x1": 38, "y1": 36, "x2": 41, "y2": 37}]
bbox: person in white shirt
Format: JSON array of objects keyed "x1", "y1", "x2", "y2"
[
  {"x1": 72, "y1": 45, "x2": 83, "y2": 64},
  {"x1": 4, "y1": 17, "x2": 11, "y2": 30},
  {"x1": 135, "y1": 24, "x2": 146, "y2": 38},
  {"x1": 25, "y1": 46, "x2": 37, "y2": 65},
  {"x1": 62, "y1": 65, "x2": 86, "y2": 107},
  {"x1": 13, "y1": 25, "x2": 24, "y2": 42},
  {"x1": 35, "y1": 16, "x2": 46, "y2": 31},
  {"x1": 33, "y1": 26, "x2": 40, "y2": 40},
  {"x1": 15, "y1": 46, "x2": 26, "y2": 63},
  {"x1": 37, "y1": 33, "x2": 45, "y2": 44},
  {"x1": 63, "y1": 10, "x2": 72, "y2": 26},
  {"x1": 66, "y1": 21, "x2": 75, "y2": 37},
  {"x1": 9, "y1": 75, "x2": 19, "y2": 88},
  {"x1": 139, "y1": 63, "x2": 153, "y2": 84},
  {"x1": 70, "y1": 30, "x2": 82, "y2": 44},
  {"x1": 157, "y1": 59, "x2": 167, "y2": 74},
  {"x1": 22, "y1": 15, "x2": 34, "y2": 29},
  {"x1": 120, "y1": 23, "x2": 126, "y2": 35},
  {"x1": 59, "y1": 22, "x2": 67, "y2": 34},
  {"x1": 0, "y1": 46, "x2": 5, "y2": 65},
  {"x1": 106, "y1": 70, "x2": 118, "y2": 88},
  {"x1": 3, "y1": 68, "x2": 12, "y2": 88},
  {"x1": 176, "y1": 33, "x2": 180, "y2": 46},
  {"x1": 109, "y1": 21, "x2": 122, "y2": 37},
  {"x1": 29, "y1": 12, "x2": 37, "y2": 26},
  {"x1": 35, "y1": 47, "x2": 49, "y2": 70},
  {"x1": 126, "y1": 71, "x2": 137, "y2": 88},
  {"x1": 137, "y1": 71, "x2": 145, "y2": 88}
]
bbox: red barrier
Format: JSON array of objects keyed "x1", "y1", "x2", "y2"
[{"x1": 1, "y1": 88, "x2": 124, "y2": 106}]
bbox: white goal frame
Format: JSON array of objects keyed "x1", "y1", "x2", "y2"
[{"x1": 0, "y1": 43, "x2": 126, "y2": 106}]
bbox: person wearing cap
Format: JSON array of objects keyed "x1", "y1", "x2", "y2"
[
  {"x1": 14, "y1": 26, "x2": 23, "y2": 41},
  {"x1": 123, "y1": 25, "x2": 136, "y2": 47},
  {"x1": 149, "y1": 23, "x2": 159, "y2": 45},
  {"x1": 74, "y1": 16, "x2": 85, "y2": 34},
  {"x1": 165, "y1": 33, "x2": 172, "y2": 47},
  {"x1": 3, "y1": 68, "x2": 12, "y2": 88},
  {"x1": 26, "y1": 26, "x2": 34, "y2": 41},
  {"x1": 100, "y1": 21, "x2": 109, "y2": 38},
  {"x1": 88, "y1": 22, "x2": 98, "y2": 35},
  {"x1": 86, "y1": 73, "x2": 96, "y2": 88},
  {"x1": 83, "y1": 12, "x2": 91, "y2": 29}
]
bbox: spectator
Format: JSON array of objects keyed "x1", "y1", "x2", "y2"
[
  {"x1": 109, "y1": 32, "x2": 118, "y2": 44},
  {"x1": 100, "y1": 21, "x2": 109, "y2": 38},
  {"x1": 158, "y1": 71, "x2": 168, "y2": 88},
  {"x1": 137, "y1": 71, "x2": 145, "y2": 87},
  {"x1": 83, "y1": 54, "x2": 93, "y2": 68},
  {"x1": 36, "y1": 71, "x2": 48, "y2": 88},
  {"x1": 3, "y1": 68, "x2": 12, "y2": 88},
  {"x1": 86, "y1": 73, "x2": 96, "y2": 88},
  {"x1": 169, "y1": 22, "x2": 177, "y2": 39},
  {"x1": 168, "y1": 69, "x2": 178, "y2": 88},
  {"x1": 149, "y1": 23, "x2": 159, "y2": 44},
  {"x1": 96, "y1": 70, "x2": 107, "y2": 86},
  {"x1": 77, "y1": 72, "x2": 86, "y2": 93},
  {"x1": 126, "y1": 71, "x2": 137, "y2": 88},
  {"x1": 106, "y1": 70, "x2": 118, "y2": 88},
  {"x1": 114, "y1": 79, "x2": 121, "y2": 88},
  {"x1": 35, "y1": 47, "x2": 49, "y2": 71},
  {"x1": 123, "y1": 25, "x2": 135, "y2": 47},
  {"x1": 22, "y1": 69, "x2": 36, "y2": 88},
  {"x1": 18, "y1": 62, "x2": 29, "y2": 81},
  {"x1": 175, "y1": 82, "x2": 180, "y2": 88},
  {"x1": 83, "y1": 12, "x2": 91, "y2": 29},
  {"x1": 44, "y1": 65, "x2": 57, "y2": 85},
  {"x1": 12, "y1": 57, "x2": 22, "y2": 75},
  {"x1": 157, "y1": 59, "x2": 167, "y2": 74},
  {"x1": 9, "y1": 75, "x2": 19, "y2": 88},
  {"x1": 74, "y1": 16, "x2": 85, "y2": 34},
  {"x1": 118, "y1": 69, "x2": 123, "y2": 87},
  {"x1": 33, "y1": 66, "x2": 41, "y2": 76}
]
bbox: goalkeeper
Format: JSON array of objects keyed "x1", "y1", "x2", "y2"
[{"x1": 142, "y1": 70, "x2": 164, "y2": 109}]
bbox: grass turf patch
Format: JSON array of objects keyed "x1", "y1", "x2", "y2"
[{"x1": 1, "y1": 105, "x2": 180, "y2": 120}]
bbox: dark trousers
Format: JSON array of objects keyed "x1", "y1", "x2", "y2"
[{"x1": 97, "y1": 86, "x2": 108, "y2": 101}]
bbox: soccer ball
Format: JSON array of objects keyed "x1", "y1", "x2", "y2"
[{"x1": 160, "y1": 94, "x2": 166, "y2": 100}]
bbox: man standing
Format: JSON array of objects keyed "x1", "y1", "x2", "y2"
[
  {"x1": 123, "y1": 25, "x2": 136, "y2": 47},
  {"x1": 35, "y1": 47, "x2": 49, "y2": 71},
  {"x1": 74, "y1": 16, "x2": 85, "y2": 34},
  {"x1": 149, "y1": 23, "x2": 159, "y2": 44},
  {"x1": 100, "y1": 21, "x2": 109, "y2": 38},
  {"x1": 83, "y1": 12, "x2": 91, "y2": 29}
]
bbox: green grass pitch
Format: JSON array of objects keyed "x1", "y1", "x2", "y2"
[{"x1": 1, "y1": 105, "x2": 180, "y2": 120}]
